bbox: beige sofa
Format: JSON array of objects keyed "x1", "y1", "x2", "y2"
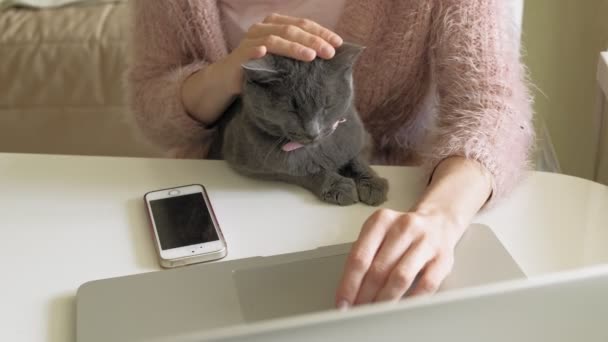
[{"x1": 0, "y1": 0, "x2": 159, "y2": 157}]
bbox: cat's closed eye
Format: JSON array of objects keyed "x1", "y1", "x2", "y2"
[
  {"x1": 323, "y1": 103, "x2": 337, "y2": 113},
  {"x1": 290, "y1": 98, "x2": 299, "y2": 111},
  {"x1": 323, "y1": 96, "x2": 337, "y2": 111}
]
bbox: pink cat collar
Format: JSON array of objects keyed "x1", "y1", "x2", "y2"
[{"x1": 282, "y1": 118, "x2": 347, "y2": 152}]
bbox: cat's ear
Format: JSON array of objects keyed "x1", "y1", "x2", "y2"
[
  {"x1": 331, "y1": 42, "x2": 365, "y2": 69},
  {"x1": 242, "y1": 56, "x2": 280, "y2": 84}
]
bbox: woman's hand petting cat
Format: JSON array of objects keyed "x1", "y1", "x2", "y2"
[
  {"x1": 182, "y1": 14, "x2": 341, "y2": 126},
  {"x1": 335, "y1": 207, "x2": 462, "y2": 307},
  {"x1": 234, "y1": 13, "x2": 342, "y2": 62},
  {"x1": 222, "y1": 14, "x2": 343, "y2": 92}
]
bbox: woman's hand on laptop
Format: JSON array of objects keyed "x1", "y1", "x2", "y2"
[
  {"x1": 335, "y1": 208, "x2": 461, "y2": 307},
  {"x1": 335, "y1": 157, "x2": 492, "y2": 307}
]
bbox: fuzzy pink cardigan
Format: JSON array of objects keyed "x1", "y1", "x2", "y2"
[{"x1": 127, "y1": 0, "x2": 534, "y2": 204}]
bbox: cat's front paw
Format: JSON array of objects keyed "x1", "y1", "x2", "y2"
[
  {"x1": 356, "y1": 176, "x2": 389, "y2": 206},
  {"x1": 321, "y1": 177, "x2": 358, "y2": 206}
]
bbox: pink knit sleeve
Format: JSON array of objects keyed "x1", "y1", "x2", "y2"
[
  {"x1": 426, "y1": 0, "x2": 535, "y2": 207},
  {"x1": 126, "y1": 0, "x2": 228, "y2": 158}
]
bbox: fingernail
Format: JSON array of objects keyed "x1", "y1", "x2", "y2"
[
  {"x1": 330, "y1": 35, "x2": 343, "y2": 47},
  {"x1": 321, "y1": 45, "x2": 335, "y2": 58},
  {"x1": 301, "y1": 48, "x2": 316, "y2": 61},
  {"x1": 337, "y1": 300, "x2": 350, "y2": 311}
]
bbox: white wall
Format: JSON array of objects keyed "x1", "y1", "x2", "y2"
[{"x1": 522, "y1": 0, "x2": 608, "y2": 179}]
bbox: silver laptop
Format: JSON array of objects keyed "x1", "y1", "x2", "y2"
[
  {"x1": 169, "y1": 264, "x2": 608, "y2": 342},
  {"x1": 76, "y1": 224, "x2": 525, "y2": 342}
]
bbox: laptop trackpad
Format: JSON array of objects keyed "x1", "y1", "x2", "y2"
[
  {"x1": 231, "y1": 224, "x2": 525, "y2": 323},
  {"x1": 233, "y1": 254, "x2": 348, "y2": 322}
]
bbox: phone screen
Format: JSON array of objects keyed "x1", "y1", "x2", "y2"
[{"x1": 149, "y1": 193, "x2": 219, "y2": 250}]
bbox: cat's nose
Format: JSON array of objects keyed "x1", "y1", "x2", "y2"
[
  {"x1": 305, "y1": 121, "x2": 322, "y2": 141},
  {"x1": 305, "y1": 133, "x2": 321, "y2": 142},
  {"x1": 304, "y1": 131, "x2": 321, "y2": 142}
]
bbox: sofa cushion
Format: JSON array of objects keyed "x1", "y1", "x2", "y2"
[{"x1": 0, "y1": 1, "x2": 159, "y2": 157}]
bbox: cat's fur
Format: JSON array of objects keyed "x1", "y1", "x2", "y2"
[{"x1": 208, "y1": 43, "x2": 388, "y2": 206}]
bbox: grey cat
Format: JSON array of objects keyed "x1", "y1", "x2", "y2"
[{"x1": 209, "y1": 43, "x2": 388, "y2": 206}]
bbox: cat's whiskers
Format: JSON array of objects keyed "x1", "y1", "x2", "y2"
[
  {"x1": 260, "y1": 107, "x2": 271, "y2": 123},
  {"x1": 262, "y1": 136, "x2": 287, "y2": 167}
]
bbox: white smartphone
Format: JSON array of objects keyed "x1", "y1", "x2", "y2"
[{"x1": 144, "y1": 184, "x2": 227, "y2": 268}]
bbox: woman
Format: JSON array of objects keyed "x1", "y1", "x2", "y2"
[{"x1": 128, "y1": 0, "x2": 534, "y2": 308}]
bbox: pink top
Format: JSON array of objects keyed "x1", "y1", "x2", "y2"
[
  {"x1": 219, "y1": 0, "x2": 347, "y2": 50},
  {"x1": 128, "y1": 0, "x2": 535, "y2": 208}
]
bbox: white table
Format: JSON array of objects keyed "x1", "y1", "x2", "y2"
[{"x1": 1, "y1": 153, "x2": 607, "y2": 342}]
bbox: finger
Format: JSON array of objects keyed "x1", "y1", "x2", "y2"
[
  {"x1": 353, "y1": 217, "x2": 417, "y2": 304},
  {"x1": 263, "y1": 13, "x2": 343, "y2": 47},
  {"x1": 242, "y1": 45, "x2": 267, "y2": 60},
  {"x1": 408, "y1": 254, "x2": 454, "y2": 297},
  {"x1": 335, "y1": 209, "x2": 398, "y2": 307},
  {"x1": 243, "y1": 36, "x2": 316, "y2": 61},
  {"x1": 374, "y1": 239, "x2": 436, "y2": 302},
  {"x1": 248, "y1": 23, "x2": 335, "y2": 59}
]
